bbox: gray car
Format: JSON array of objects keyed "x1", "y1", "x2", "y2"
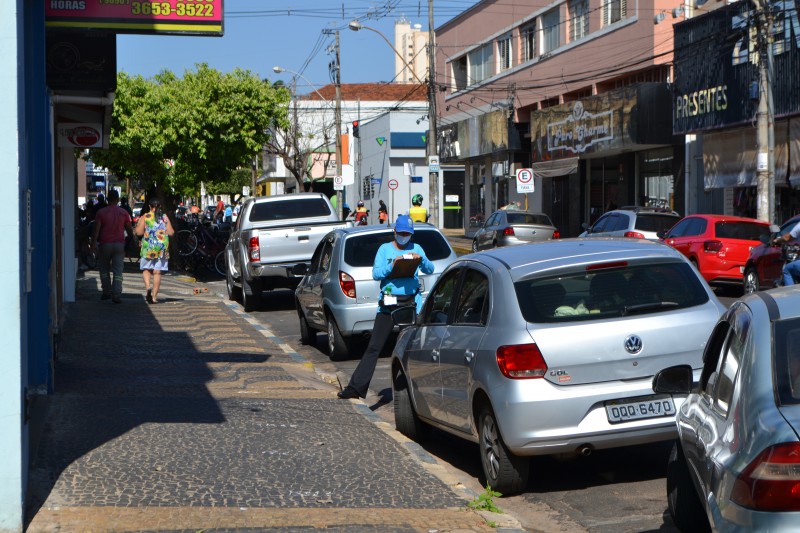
[
  {"x1": 653, "y1": 287, "x2": 800, "y2": 532},
  {"x1": 390, "y1": 238, "x2": 726, "y2": 495},
  {"x1": 580, "y1": 206, "x2": 681, "y2": 240},
  {"x1": 471, "y1": 210, "x2": 559, "y2": 252},
  {"x1": 295, "y1": 223, "x2": 457, "y2": 360}
]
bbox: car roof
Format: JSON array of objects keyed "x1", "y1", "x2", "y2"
[
  {"x1": 681, "y1": 214, "x2": 770, "y2": 224},
  {"x1": 337, "y1": 222, "x2": 439, "y2": 237},
  {"x1": 615, "y1": 206, "x2": 680, "y2": 216},
  {"x1": 463, "y1": 238, "x2": 685, "y2": 278}
]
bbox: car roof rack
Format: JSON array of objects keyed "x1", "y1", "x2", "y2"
[{"x1": 617, "y1": 205, "x2": 679, "y2": 215}]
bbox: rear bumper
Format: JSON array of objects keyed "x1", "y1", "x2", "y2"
[{"x1": 245, "y1": 262, "x2": 308, "y2": 281}]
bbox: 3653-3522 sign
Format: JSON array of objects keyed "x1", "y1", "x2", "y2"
[{"x1": 45, "y1": 0, "x2": 224, "y2": 36}]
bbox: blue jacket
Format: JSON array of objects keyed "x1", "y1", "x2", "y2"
[{"x1": 372, "y1": 241, "x2": 434, "y2": 313}]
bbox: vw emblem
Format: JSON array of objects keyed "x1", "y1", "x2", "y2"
[{"x1": 624, "y1": 335, "x2": 643, "y2": 354}]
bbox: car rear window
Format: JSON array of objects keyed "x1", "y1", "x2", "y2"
[
  {"x1": 635, "y1": 214, "x2": 681, "y2": 233},
  {"x1": 507, "y1": 213, "x2": 552, "y2": 225},
  {"x1": 249, "y1": 199, "x2": 333, "y2": 222},
  {"x1": 773, "y1": 318, "x2": 800, "y2": 405},
  {"x1": 343, "y1": 230, "x2": 453, "y2": 266},
  {"x1": 515, "y1": 262, "x2": 710, "y2": 323},
  {"x1": 714, "y1": 221, "x2": 770, "y2": 241}
]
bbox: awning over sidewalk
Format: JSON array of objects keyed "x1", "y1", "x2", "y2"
[{"x1": 532, "y1": 157, "x2": 579, "y2": 178}]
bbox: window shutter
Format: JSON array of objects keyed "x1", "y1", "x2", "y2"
[
  {"x1": 621, "y1": 0, "x2": 627, "y2": 19},
  {"x1": 603, "y1": 0, "x2": 609, "y2": 26}
]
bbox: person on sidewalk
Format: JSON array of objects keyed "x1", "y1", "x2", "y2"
[
  {"x1": 339, "y1": 214, "x2": 434, "y2": 399},
  {"x1": 135, "y1": 197, "x2": 175, "y2": 304},
  {"x1": 378, "y1": 199, "x2": 388, "y2": 224},
  {"x1": 91, "y1": 189, "x2": 134, "y2": 303}
]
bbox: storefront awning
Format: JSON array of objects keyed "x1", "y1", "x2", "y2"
[
  {"x1": 532, "y1": 157, "x2": 579, "y2": 178},
  {"x1": 702, "y1": 120, "x2": 798, "y2": 189}
]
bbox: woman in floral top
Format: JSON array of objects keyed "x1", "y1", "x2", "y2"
[{"x1": 135, "y1": 197, "x2": 175, "y2": 304}]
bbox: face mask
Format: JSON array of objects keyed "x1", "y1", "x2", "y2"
[{"x1": 396, "y1": 234, "x2": 411, "y2": 246}]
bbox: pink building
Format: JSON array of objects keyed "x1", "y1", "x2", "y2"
[{"x1": 436, "y1": 0, "x2": 686, "y2": 236}]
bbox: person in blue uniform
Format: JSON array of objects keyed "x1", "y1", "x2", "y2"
[{"x1": 338, "y1": 214, "x2": 434, "y2": 399}]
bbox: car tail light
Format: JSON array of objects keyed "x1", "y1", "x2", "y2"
[
  {"x1": 339, "y1": 271, "x2": 356, "y2": 298},
  {"x1": 623, "y1": 231, "x2": 645, "y2": 239},
  {"x1": 248, "y1": 236, "x2": 260, "y2": 262},
  {"x1": 503, "y1": 227, "x2": 515, "y2": 236},
  {"x1": 496, "y1": 344, "x2": 548, "y2": 379},
  {"x1": 704, "y1": 240, "x2": 723, "y2": 253},
  {"x1": 730, "y1": 443, "x2": 800, "y2": 511},
  {"x1": 552, "y1": 230, "x2": 561, "y2": 239}
]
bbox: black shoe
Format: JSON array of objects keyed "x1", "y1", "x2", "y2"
[
  {"x1": 146, "y1": 289, "x2": 152, "y2": 303},
  {"x1": 337, "y1": 387, "x2": 361, "y2": 399},
  {"x1": 101, "y1": 293, "x2": 111, "y2": 300},
  {"x1": 112, "y1": 296, "x2": 122, "y2": 304}
]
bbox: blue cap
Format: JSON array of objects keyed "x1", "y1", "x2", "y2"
[{"x1": 395, "y1": 214, "x2": 414, "y2": 234}]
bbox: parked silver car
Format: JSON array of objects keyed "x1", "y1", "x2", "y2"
[
  {"x1": 295, "y1": 223, "x2": 457, "y2": 360},
  {"x1": 390, "y1": 238, "x2": 725, "y2": 495},
  {"x1": 653, "y1": 286, "x2": 800, "y2": 532},
  {"x1": 580, "y1": 206, "x2": 681, "y2": 240},
  {"x1": 471, "y1": 210, "x2": 559, "y2": 252}
]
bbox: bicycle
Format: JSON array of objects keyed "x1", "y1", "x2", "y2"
[{"x1": 173, "y1": 221, "x2": 228, "y2": 276}]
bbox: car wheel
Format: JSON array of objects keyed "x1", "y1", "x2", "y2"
[
  {"x1": 471, "y1": 240, "x2": 479, "y2": 253},
  {"x1": 241, "y1": 278, "x2": 261, "y2": 312},
  {"x1": 226, "y1": 267, "x2": 241, "y2": 301},
  {"x1": 393, "y1": 371, "x2": 430, "y2": 441},
  {"x1": 298, "y1": 308, "x2": 315, "y2": 345},
  {"x1": 743, "y1": 268, "x2": 759, "y2": 295},
  {"x1": 478, "y1": 405, "x2": 529, "y2": 495},
  {"x1": 326, "y1": 315, "x2": 349, "y2": 361},
  {"x1": 666, "y1": 441, "x2": 710, "y2": 533}
]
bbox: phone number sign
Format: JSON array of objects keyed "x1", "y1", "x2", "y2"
[{"x1": 45, "y1": 0, "x2": 224, "y2": 36}]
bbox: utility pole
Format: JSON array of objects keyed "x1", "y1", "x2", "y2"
[
  {"x1": 427, "y1": 0, "x2": 439, "y2": 227},
  {"x1": 334, "y1": 31, "x2": 344, "y2": 219},
  {"x1": 754, "y1": 0, "x2": 775, "y2": 223}
]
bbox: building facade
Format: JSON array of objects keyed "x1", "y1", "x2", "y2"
[{"x1": 435, "y1": 0, "x2": 685, "y2": 236}]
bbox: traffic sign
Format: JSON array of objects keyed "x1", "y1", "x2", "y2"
[
  {"x1": 428, "y1": 156, "x2": 440, "y2": 173},
  {"x1": 333, "y1": 175, "x2": 344, "y2": 191},
  {"x1": 388, "y1": 179, "x2": 399, "y2": 190},
  {"x1": 516, "y1": 168, "x2": 535, "y2": 194}
]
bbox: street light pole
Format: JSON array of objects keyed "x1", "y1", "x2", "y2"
[
  {"x1": 334, "y1": 30, "x2": 343, "y2": 219},
  {"x1": 427, "y1": 0, "x2": 439, "y2": 227},
  {"x1": 753, "y1": 0, "x2": 775, "y2": 223},
  {"x1": 348, "y1": 21, "x2": 425, "y2": 84}
]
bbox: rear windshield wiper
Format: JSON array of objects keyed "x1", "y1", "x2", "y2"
[{"x1": 621, "y1": 301, "x2": 679, "y2": 316}]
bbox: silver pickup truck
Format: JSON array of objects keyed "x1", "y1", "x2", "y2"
[{"x1": 224, "y1": 193, "x2": 349, "y2": 311}]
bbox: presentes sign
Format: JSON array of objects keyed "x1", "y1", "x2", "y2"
[
  {"x1": 45, "y1": 0, "x2": 224, "y2": 36},
  {"x1": 57, "y1": 123, "x2": 103, "y2": 148}
]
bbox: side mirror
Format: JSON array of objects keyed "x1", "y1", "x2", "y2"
[
  {"x1": 652, "y1": 365, "x2": 694, "y2": 394},
  {"x1": 391, "y1": 306, "x2": 417, "y2": 328},
  {"x1": 657, "y1": 230, "x2": 667, "y2": 239}
]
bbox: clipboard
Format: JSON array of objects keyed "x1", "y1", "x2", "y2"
[{"x1": 387, "y1": 256, "x2": 422, "y2": 279}]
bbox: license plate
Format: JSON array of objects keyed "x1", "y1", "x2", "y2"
[{"x1": 605, "y1": 395, "x2": 675, "y2": 424}]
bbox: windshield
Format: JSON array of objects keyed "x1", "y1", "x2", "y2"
[
  {"x1": 249, "y1": 198, "x2": 333, "y2": 222},
  {"x1": 344, "y1": 230, "x2": 452, "y2": 266},
  {"x1": 635, "y1": 214, "x2": 681, "y2": 233},
  {"x1": 715, "y1": 221, "x2": 770, "y2": 241},
  {"x1": 507, "y1": 213, "x2": 552, "y2": 225},
  {"x1": 515, "y1": 261, "x2": 709, "y2": 323}
]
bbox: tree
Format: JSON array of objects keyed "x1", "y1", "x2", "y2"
[
  {"x1": 89, "y1": 64, "x2": 291, "y2": 205},
  {"x1": 262, "y1": 82, "x2": 337, "y2": 192}
]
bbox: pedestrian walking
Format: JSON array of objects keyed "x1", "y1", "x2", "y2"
[
  {"x1": 338, "y1": 214, "x2": 434, "y2": 399},
  {"x1": 91, "y1": 189, "x2": 134, "y2": 303},
  {"x1": 378, "y1": 199, "x2": 388, "y2": 224},
  {"x1": 135, "y1": 197, "x2": 175, "y2": 304}
]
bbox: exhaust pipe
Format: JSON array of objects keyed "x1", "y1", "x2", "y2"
[{"x1": 577, "y1": 444, "x2": 593, "y2": 457}]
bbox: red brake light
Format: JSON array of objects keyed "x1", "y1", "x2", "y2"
[
  {"x1": 503, "y1": 227, "x2": 515, "y2": 236},
  {"x1": 339, "y1": 271, "x2": 356, "y2": 298},
  {"x1": 730, "y1": 443, "x2": 800, "y2": 511},
  {"x1": 704, "y1": 240, "x2": 723, "y2": 253},
  {"x1": 496, "y1": 344, "x2": 548, "y2": 379},
  {"x1": 248, "y1": 236, "x2": 260, "y2": 262},
  {"x1": 552, "y1": 230, "x2": 561, "y2": 239},
  {"x1": 623, "y1": 231, "x2": 645, "y2": 239},
  {"x1": 586, "y1": 261, "x2": 628, "y2": 272}
]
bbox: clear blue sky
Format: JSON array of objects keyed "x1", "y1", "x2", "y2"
[{"x1": 117, "y1": 1, "x2": 467, "y2": 94}]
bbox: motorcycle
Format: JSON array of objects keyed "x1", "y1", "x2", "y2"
[{"x1": 774, "y1": 241, "x2": 800, "y2": 287}]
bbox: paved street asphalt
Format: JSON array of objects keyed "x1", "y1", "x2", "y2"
[{"x1": 25, "y1": 260, "x2": 522, "y2": 532}]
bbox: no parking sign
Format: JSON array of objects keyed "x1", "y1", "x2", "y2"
[{"x1": 516, "y1": 168, "x2": 534, "y2": 194}]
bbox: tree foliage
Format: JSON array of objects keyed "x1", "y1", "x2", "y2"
[{"x1": 89, "y1": 64, "x2": 291, "y2": 202}]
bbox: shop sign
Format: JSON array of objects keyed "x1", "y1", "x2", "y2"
[
  {"x1": 57, "y1": 123, "x2": 103, "y2": 148},
  {"x1": 547, "y1": 102, "x2": 613, "y2": 154},
  {"x1": 45, "y1": 0, "x2": 224, "y2": 36}
]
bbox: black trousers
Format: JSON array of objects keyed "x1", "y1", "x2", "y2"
[{"x1": 347, "y1": 311, "x2": 394, "y2": 397}]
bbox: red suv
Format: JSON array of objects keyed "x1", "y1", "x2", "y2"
[
  {"x1": 660, "y1": 214, "x2": 771, "y2": 290},
  {"x1": 742, "y1": 214, "x2": 800, "y2": 294}
]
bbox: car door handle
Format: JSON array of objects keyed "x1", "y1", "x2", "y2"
[
  {"x1": 464, "y1": 350, "x2": 474, "y2": 364},
  {"x1": 431, "y1": 349, "x2": 439, "y2": 362}
]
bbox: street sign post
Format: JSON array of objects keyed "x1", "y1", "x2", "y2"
[
  {"x1": 388, "y1": 179, "x2": 399, "y2": 222},
  {"x1": 333, "y1": 175, "x2": 344, "y2": 191},
  {"x1": 516, "y1": 168, "x2": 534, "y2": 194}
]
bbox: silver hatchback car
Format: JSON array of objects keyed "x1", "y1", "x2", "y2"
[
  {"x1": 295, "y1": 224, "x2": 457, "y2": 360},
  {"x1": 471, "y1": 210, "x2": 559, "y2": 252},
  {"x1": 653, "y1": 287, "x2": 800, "y2": 532},
  {"x1": 390, "y1": 238, "x2": 725, "y2": 495}
]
